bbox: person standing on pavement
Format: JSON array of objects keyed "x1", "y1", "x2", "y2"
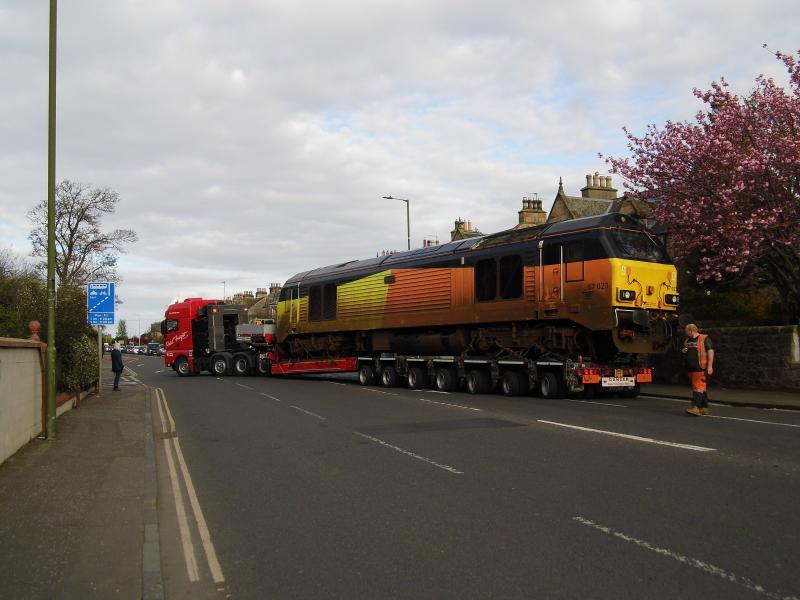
[
  {"x1": 111, "y1": 342, "x2": 124, "y2": 391},
  {"x1": 682, "y1": 323, "x2": 714, "y2": 416}
]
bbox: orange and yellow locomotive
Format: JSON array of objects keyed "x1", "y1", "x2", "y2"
[{"x1": 276, "y1": 213, "x2": 678, "y2": 364}]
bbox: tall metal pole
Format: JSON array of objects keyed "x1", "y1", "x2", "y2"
[
  {"x1": 97, "y1": 326, "x2": 102, "y2": 396},
  {"x1": 222, "y1": 280, "x2": 226, "y2": 301},
  {"x1": 46, "y1": 0, "x2": 58, "y2": 439},
  {"x1": 405, "y1": 199, "x2": 410, "y2": 251}
]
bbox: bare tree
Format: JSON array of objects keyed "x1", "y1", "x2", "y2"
[{"x1": 28, "y1": 180, "x2": 137, "y2": 286}]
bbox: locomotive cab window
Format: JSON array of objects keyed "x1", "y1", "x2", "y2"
[
  {"x1": 499, "y1": 255, "x2": 523, "y2": 299},
  {"x1": 475, "y1": 259, "x2": 497, "y2": 301},
  {"x1": 565, "y1": 241, "x2": 584, "y2": 282}
]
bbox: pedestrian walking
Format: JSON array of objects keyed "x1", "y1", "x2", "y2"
[
  {"x1": 111, "y1": 342, "x2": 124, "y2": 391},
  {"x1": 681, "y1": 323, "x2": 714, "y2": 416}
]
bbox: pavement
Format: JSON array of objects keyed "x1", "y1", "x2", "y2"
[
  {"x1": 0, "y1": 358, "x2": 162, "y2": 600},
  {"x1": 0, "y1": 360, "x2": 796, "y2": 599},
  {"x1": 642, "y1": 382, "x2": 800, "y2": 410}
]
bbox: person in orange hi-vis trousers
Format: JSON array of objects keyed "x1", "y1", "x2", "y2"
[{"x1": 682, "y1": 323, "x2": 715, "y2": 416}]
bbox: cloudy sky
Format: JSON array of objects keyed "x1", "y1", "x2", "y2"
[{"x1": 1, "y1": 0, "x2": 797, "y2": 335}]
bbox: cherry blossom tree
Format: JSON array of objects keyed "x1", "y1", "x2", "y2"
[{"x1": 606, "y1": 49, "x2": 800, "y2": 323}]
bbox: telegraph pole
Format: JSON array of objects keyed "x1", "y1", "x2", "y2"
[{"x1": 45, "y1": 0, "x2": 58, "y2": 439}]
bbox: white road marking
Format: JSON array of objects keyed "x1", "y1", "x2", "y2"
[
  {"x1": 354, "y1": 432, "x2": 463, "y2": 474},
  {"x1": 172, "y1": 437, "x2": 226, "y2": 583},
  {"x1": 705, "y1": 414, "x2": 800, "y2": 428},
  {"x1": 162, "y1": 438, "x2": 199, "y2": 582},
  {"x1": 215, "y1": 377, "x2": 224, "y2": 381},
  {"x1": 328, "y1": 382, "x2": 347, "y2": 386},
  {"x1": 573, "y1": 516, "x2": 799, "y2": 600},
  {"x1": 260, "y1": 392, "x2": 281, "y2": 402},
  {"x1": 362, "y1": 388, "x2": 398, "y2": 396},
  {"x1": 422, "y1": 390, "x2": 451, "y2": 395},
  {"x1": 569, "y1": 399, "x2": 626, "y2": 408},
  {"x1": 291, "y1": 405, "x2": 327, "y2": 420},
  {"x1": 235, "y1": 383, "x2": 253, "y2": 390},
  {"x1": 537, "y1": 420, "x2": 716, "y2": 452},
  {"x1": 417, "y1": 397, "x2": 482, "y2": 412},
  {"x1": 154, "y1": 369, "x2": 164, "y2": 374}
]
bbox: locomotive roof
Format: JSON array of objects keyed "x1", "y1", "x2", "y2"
[{"x1": 284, "y1": 212, "x2": 645, "y2": 286}]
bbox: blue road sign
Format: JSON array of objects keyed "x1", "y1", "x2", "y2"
[{"x1": 87, "y1": 281, "x2": 115, "y2": 325}]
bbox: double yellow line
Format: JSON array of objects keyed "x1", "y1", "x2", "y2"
[{"x1": 154, "y1": 388, "x2": 225, "y2": 584}]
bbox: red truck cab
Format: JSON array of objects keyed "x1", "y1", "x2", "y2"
[
  {"x1": 162, "y1": 297, "x2": 275, "y2": 376},
  {"x1": 162, "y1": 297, "x2": 220, "y2": 375}
]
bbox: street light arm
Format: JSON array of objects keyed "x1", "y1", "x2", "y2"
[{"x1": 382, "y1": 195, "x2": 411, "y2": 250}]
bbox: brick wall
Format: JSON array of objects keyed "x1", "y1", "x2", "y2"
[{"x1": 651, "y1": 325, "x2": 800, "y2": 391}]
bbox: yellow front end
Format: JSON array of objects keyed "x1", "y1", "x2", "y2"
[{"x1": 610, "y1": 258, "x2": 679, "y2": 354}]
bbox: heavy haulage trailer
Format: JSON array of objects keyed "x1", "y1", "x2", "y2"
[{"x1": 163, "y1": 213, "x2": 678, "y2": 398}]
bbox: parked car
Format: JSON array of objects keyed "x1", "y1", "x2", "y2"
[
  {"x1": 147, "y1": 342, "x2": 161, "y2": 356},
  {"x1": 136, "y1": 346, "x2": 147, "y2": 355}
]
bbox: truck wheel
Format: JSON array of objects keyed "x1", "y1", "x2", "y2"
[
  {"x1": 500, "y1": 371, "x2": 524, "y2": 396},
  {"x1": 358, "y1": 364, "x2": 376, "y2": 386},
  {"x1": 175, "y1": 357, "x2": 191, "y2": 377},
  {"x1": 435, "y1": 367, "x2": 457, "y2": 392},
  {"x1": 540, "y1": 371, "x2": 565, "y2": 399},
  {"x1": 256, "y1": 357, "x2": 271, "y2": 376},
  {"x1": 380, "y1": 366, "x2": 399, "y2": 387},
  {"x1": 407, "y1": 366, "x2": 428, "y2": 389},
  {"x1": 232, "y1": 353, "x2": 252, "y2": 376},
  {"x1": 466, "y1": 370, "x2": 489, "y2": 395},
  {"x1": 211, "y1": 355, "x2": 228, "y2": 376}
]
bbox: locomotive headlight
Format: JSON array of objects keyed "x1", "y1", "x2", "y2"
[
  {"x1": 665, "y1": 293, "x2": 679, "y2": 305},
  {"x1": 618, "y1": 289, "x2": 636, "y2": 302}
]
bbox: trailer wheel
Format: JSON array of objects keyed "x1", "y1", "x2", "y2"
[
  {"x1": 540, "y1": 371, "x2": 565, "y2": 399},
  {"x1": 381, "y1": 365, "x2": 399, "y2": 387},
  {"x1": 407, "y1": 366, "x2": 428, "y2": 389},
  {"x1": 175, "y1": 357, "x2": 191, "y2": 377},
  {"x1": 256, "y1": 357, "x2": 270, "y2": 376},
  {"x1": 435, "y1": 367, "x2": 457, "y2": 392},
  {"x1": 619, "y1": 383, "x2": 641, "y2": 399},
  {"x1": 358, "y1": 364, "x2": 376, "y2": 386},
  {"x1": 211, "y1": 355, "x2": 229, "y2": 376},
  {"x1": 466, "y1": 370, "x2": 490, "y2": 395},
  {"x1": 500, "y1": 371, "x2": 524, "y2": 396},
  {"x1": 232, "y1": 353, "x2": 252, "y2": 376}
]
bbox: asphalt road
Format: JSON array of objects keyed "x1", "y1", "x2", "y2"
[{"x1": 128, "y1": 355, "x2": 800, "y2": 600}]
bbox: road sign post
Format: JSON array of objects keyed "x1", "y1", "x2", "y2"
[{"x1": 87, "y1": 282, "x2": 115, "y2": 395}]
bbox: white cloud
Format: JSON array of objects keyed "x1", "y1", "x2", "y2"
[{"x1": 1, "y1": 0, "x2": 797, "y2": 326}]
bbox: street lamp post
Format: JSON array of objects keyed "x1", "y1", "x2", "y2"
[
  {"x1": 382, "y1": 196, "x2": 411, "y2": 250},
  {"x1": 221, "y1": 280, "x2": 226, "y2": 302}
]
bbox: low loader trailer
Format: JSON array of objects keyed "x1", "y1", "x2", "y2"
[{"x1": 163, "y1": 297, "x2": 652, "y2": 398}]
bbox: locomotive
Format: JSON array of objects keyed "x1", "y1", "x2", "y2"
[{"x1": 275, "y1": 212, "x2": 679, "y2": 366}]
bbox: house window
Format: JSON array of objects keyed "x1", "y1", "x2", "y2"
[
  {"x1": 475, "y1": 259, "x2": 497, "y2": 301},
  {"x1": 499, "y1": 255, "x2": 523, "y2": 299}
]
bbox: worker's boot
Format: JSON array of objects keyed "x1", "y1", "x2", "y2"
[{"x1": 686, "y1": 392, "x2": 703, "y2": 416}]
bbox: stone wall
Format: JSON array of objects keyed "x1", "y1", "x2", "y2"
[
  {"x1": 0, "y1": 338, "x2": 44, "y2": 465},
  {"x1": 651, "y1": 325, "x2": 800, "y2": 391}
]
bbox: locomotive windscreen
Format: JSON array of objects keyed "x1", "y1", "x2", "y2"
[{"x1": 610, "y1": 228, "x2": 669, "y2": 263}]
